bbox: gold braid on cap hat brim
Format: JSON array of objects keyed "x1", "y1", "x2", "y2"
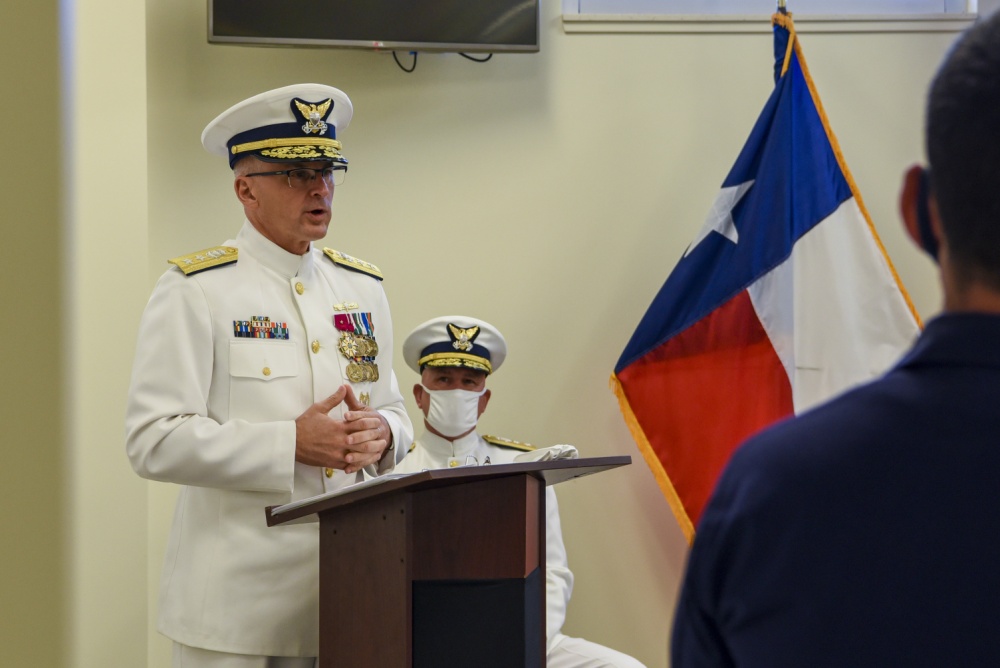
[
  {"x1": 230, "y1": 137, "x2": 343, "y2": 156},
  {"x1": 418, "y1": 353, "x2": 492, "y2": 374}
]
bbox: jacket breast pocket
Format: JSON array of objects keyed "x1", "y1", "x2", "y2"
[{"x1": 228, "y1": 340, "x2": 299, "y2": 419}]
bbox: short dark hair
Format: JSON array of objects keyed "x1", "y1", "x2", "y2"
[{"x1": 927, "y1": 12, "x2": 1000, "y2": 289}]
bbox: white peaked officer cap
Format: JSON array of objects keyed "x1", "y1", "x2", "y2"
[
  {"x1": 201, "y1": 83, "x2": 353, "y2": 168},
  {"x1": 403, "y1": 316, "x2": 508, "y2": 376}
]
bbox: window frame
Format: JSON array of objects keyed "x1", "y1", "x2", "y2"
[{"x1": 561, "y1": 0, "x2": 978, "y2": 34}]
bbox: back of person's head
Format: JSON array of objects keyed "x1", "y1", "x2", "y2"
[{"x1": 927, "y1": 11, "x2": 1000, "y2": 289}]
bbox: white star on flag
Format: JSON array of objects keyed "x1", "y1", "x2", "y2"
[{"x1": 684, "y1": 180, "x2": 755, "y2": 257}]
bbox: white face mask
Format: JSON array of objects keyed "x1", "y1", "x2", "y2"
[{"x1": 421, "y1": 385, "x2": 486, "y2": 438}]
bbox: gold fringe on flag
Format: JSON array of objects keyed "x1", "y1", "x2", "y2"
[{"x1": 610, "y1": 373, "x2": 696, "y2": 545}]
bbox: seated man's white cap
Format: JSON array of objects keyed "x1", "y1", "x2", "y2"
[
  {"x1": 403, "y1": 316, "x2": 507, "y2": 376},
  {"x1": 201, "y1": 83, "x2": 353, "y2": 168}
]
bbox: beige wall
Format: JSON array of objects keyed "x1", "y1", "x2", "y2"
[
  {"x1": 142, "y1": 2, "x2": 958, "y2": 666},
  {"x1": 68, "y1": 0, "x2": 150, "y2": 664},
  {"x1": 2, "y1": 0, "x2": 148, "y2": 666},
  {"x1": 1, "y1": 2, "x2": 67, "y2": 665},
  {"x1": 5, "y1": 0, "x2": 982, "y2": 666}
]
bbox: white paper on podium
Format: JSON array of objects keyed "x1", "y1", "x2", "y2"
[{"x1": 270, "y1": 472, "x2": 415, "y2": 517}]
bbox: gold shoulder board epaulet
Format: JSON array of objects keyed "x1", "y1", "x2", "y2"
[
  {"x1": 168, "y1": 246, "x2": 238, "y2": 276},
  {"x1": 483, "y1": 434, "x2": 536, "y2": 452},
  {"x1": 323, "y1": 248, "x2": 384, "y2": 281}
]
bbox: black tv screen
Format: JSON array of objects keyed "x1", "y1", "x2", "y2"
[{"x1": 209, "y1": 0, "x2": 540, "y2": 53}]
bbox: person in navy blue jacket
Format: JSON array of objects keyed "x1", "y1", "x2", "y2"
[{"x1": 672, "y1": 11, "x2": 1000, "y2": 667}]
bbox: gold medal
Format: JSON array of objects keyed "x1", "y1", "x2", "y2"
[
  {"x1": 354, "y1": 336, "x2": 371, "y2": 357},
  {"x1": 354, "y1": 335, "x2": 378, "y2": 357},
  {"x1": 347, "y1": 362, "x2": 367, "y2": 383},
  {"x1": 335, "y1": 310, "x2": 379, "y2": 385},
  {"x1": 338, "y1": 332, "x2": 360, "y2": 358}
]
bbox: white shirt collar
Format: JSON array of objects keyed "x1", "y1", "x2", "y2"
[
  {"x1": 237, "y1": 219, "x2": 314, "y2": 279},
  {"x1": 417, "y1": 429, "x2": 482, "y2": 459}
]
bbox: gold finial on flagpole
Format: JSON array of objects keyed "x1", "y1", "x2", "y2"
[{"x1": 778, "y1": 0, "x2": 787, "y2": 8}]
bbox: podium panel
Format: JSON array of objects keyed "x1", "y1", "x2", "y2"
[
  {"x1": 319, "y1": 492, "x2": 410, "y2": 666},
  {"x1": 410, "y1": 474, "x2": 541, "y2": 580},
  {"x1": 413, "y1": 570, "x2": 543, "y2": 668}
]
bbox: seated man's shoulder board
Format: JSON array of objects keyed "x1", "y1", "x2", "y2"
[
  {"x1": 323, "y1": 248, "x2": 384, "y2": 281},
  {"x1": 168, "y1": 246, "x2": 238, "y2": 276},
  {"x1": 483, "y1": 434, "x2": 536, "y2": 452}
]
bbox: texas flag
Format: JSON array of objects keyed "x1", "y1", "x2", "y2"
[{"x1": 611, "y1": 11, "x2": 921, "y2": 544}]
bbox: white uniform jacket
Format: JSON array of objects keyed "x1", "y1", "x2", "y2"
[
  {"x1": 125, "y1": 221, "x2": 413, "y2": 656},
  {"x1": 394, "y1": 431, "x2": 575, "y2": 655}
]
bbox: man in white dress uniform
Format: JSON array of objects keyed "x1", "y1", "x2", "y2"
[
  {"x1": 125, "y1": 83, "x2": 414, "y2": 668},
  {"x1": 396, "y1": 316, "x2": 645, "y2": 668}
]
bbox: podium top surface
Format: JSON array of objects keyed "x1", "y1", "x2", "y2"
[{"x1": 266, "y1": 455, "x2": 630, "y2": 527}]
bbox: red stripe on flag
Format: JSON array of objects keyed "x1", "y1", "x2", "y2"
[{"x1": 617, "y1": 290, "x2": 793, "y2": 528}]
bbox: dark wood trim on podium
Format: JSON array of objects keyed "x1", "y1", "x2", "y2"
[{"x1": 265, "y1": 456, "x2": 630, "y2": 667}]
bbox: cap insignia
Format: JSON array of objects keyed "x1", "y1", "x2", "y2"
[
  {"x1": 293, "y1": 98, "x2": 332, "y2": 136},
  {"x1": 448, "y1": 324, "x2": 480, "y2": 352}
]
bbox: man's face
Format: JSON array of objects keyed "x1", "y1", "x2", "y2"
[
  {"x1": 235, "y1": 158, "x2": 335, "y2": 255},
  {"x1": 414, "y1": 366, "x2": 490, "y2": 420}
]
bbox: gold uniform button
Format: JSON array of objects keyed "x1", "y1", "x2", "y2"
[
  {"x1": 448, "y1": 460, "x2": 459, "y2": 468},
  {"x1": 262, "y1": 367, "x2": 271, "y2": 377},
  {"x1": 311, "y1": 340, "x2": 321, "y2": 354},
  {"x1": 295, "y1": 282, "x2": 305, "y2": 295},
  {"x1": 324, "y1": 467, "x2": 334, "y2": 478}
]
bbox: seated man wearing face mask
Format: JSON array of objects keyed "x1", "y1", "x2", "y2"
[{"x1": 395, "y1": 316, "x2": 646, "y2": 668}]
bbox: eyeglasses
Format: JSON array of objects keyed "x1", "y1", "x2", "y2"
[{"x1": 245, "y1": 165, "x2": 347, "y2": 188}]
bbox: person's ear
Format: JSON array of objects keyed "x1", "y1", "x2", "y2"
[
  {"x1": 413, "y1": 383, "x2": 429, "y2": 415},
  {"x1": 900, "y1": 164, "x2": 940, "y2": 262},
  {"x1": 234, "y1": 174, "x2": 259, "y2": 208},
  {"x1": 477, "y1": 389, "x2": 491, "y2": 418}
]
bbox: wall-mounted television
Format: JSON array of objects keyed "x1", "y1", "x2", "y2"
[{"x1": 209, "y1": 0, "x2": 540, "y2": 53}]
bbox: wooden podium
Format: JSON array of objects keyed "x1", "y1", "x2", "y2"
[{"x1": 265, "y1": 456, "x2": 630, "y2": 667}]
